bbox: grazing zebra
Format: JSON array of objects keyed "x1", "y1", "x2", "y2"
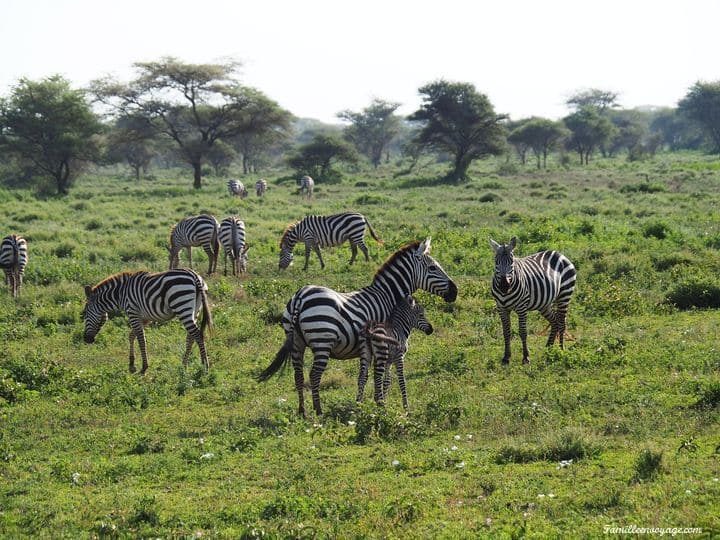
[
  {"x1": 168, "y1": 214, "x2": 220, "y2": 275},
  {"x1": 0, "y1": 235, "x2": 28, "y2": 298},
  {"x1": 299, "y1": 175, "x2": 314, "y2": 199},
  {"x1": 359, "y1": 296, "x2": 434, "y2": 410},
  {"x1": 228, "y1": 179, "x2": 249, "y2": 198},
  {"x1": 489, "y1": 237, "x2": 576, "y2": 364},
  {"x1": 278, "y1": 212, "x2": 384, "y2": 270},
  {"x1": 255, "y1": 179, "x2": 267, "y2": 197},
  {"x1": 258, "y1": 238, "x2": 457, "y2": 417},
  {"x1": 219, "y1": 217, "x2": 249, "y2": 276},
  {"x1": 82, "y1": 269, "x2": 213, "y2": 373}
]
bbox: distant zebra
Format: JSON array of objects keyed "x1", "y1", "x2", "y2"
[
  {"x1": 168, "y1": 214, "x2": 220, "y2": 275},
  {"x1": 299, "y1": 175, "x2": 314, "y2": 199},
  {"x1": 228, "y1": 179, "x2": 249, "y2": 198},
  {"x1": 255, "y1": 179, "x2": 267, "y2": 197},
  {"x1": 0, "y1": 235, "x2": 28, "y2": 298},
  {"x1": 359, "y1": 296, "x2": 434, "y2": 410},
  {"x1": 279, "y1": 212, "x2": 384, "y2": 270},
  {"x1": 258, "y1": 238, "x2": 457, "y2": 417},
  {"x1": 82, "y1": 269, "x2": 213, "y2": 373},
  {"x1": 219, "y1": 217, "x2": 249, "y2": 276},
  {"x1": 490, "y1": 237, "x2": 576, "y2": 364}
]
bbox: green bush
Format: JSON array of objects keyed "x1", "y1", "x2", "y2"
[
  {"x1": 642, "y1": 221, "x2": 672, "y2": 239},
  {"x1": 631, "y1": 449, "x2": 663, "y2": 482},
  {"x1": 478, "y1": 192, "x2": 501, "y2": 203},
  {"x1": 666, "y1": 278, "x2": 720, "y2": 309}
]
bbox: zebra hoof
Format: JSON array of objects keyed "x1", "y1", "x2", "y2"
[
  {"x1": 522, "y1": 358, "x2": 530, "y2": 365},
  {"x1": 501, "y1": 357, "x2": 510, "y2": 365}
]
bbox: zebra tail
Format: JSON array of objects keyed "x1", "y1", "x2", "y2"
[
  {"x1": 257, "y1": 333, "x2": 292, "y2": 382},
  {"x1": 230, "y1": 219, "x2": 239, "y2": 259},
  {"x1": 365, "y1": 218, "x2": 384, "y2": 245},
  {"x1": 199, "y1": 283, "x2": 214, "y2": 335}
]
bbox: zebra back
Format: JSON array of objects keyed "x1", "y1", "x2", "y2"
[
  {"x1": 255, "y1": 179, "x2": 267, "y2": 197},
  {"x1": 0, "y1": 235, "x2": 28, "y2": 270}
]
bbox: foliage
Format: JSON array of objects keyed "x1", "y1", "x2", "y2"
[
  {"x1": 563, "y1": 107, "x2": 617, "y2": 165},
  {"x1": 679, "y1": 80, "x2": 720, "y2": 152},
  {"x1": 631, "y1": 449, "x2": 663, "y2": 483},
  {"x1": 338, "y1": 98, "x2": 402, "y2": 167},
  {"x1": 286, "y1": 133, "x2": 358, "y2": 181}
]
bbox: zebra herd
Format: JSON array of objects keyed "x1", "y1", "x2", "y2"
[{"x1": 3, "y1": 179, "x2": 577, "y2": 417}]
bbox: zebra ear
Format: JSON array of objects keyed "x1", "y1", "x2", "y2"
[
  {"x1": 489, "y1": 238, "x2": 501, "y2": 252},
  {"x1": 509, "y1": 237, "x2": 517, "y2": 249},
  {"x1": 84, "y1": 285, "x2": 93, "y2": 299},
  {"x1": 242, "y1": 244, "x2": 250, "y2": 254},
  {"x1": 415, "y1": 237, "x2": 431, "y2": 257}
]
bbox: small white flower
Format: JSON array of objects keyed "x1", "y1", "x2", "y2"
[
  {"x1": 454, "y1": 435, "x2": 461, "y2": 440},
  {"x1": 278, "y1": 398, "x2": 287, "y2": 404},
  {"x1": 685, "y1": 489, "x2": 692, "y2": 495},
  {"x1": 714, "y1": 478, "x2": 719, "y2": 482},
  {"x1": 305, "y1": 428, "x2": 310, "y2": 433},
  {"x1": 456, "y1": 461, "x2": 465, "y2": 468},
  {"x1": 313, "y1": 423, "x2": 323, "y2": 428},
  {"x1": 198, "y1": 437, "x2": 205, "y2": 445},
  {"x1": 485, "y1": 517, "x2": 492, "y2": 526},
  {"x1": 71, "y1": 472, "x2": 80, "y2": 485},
  {"x1": 200, "y1": 452, "x2": 214, "y2": 460},
  {"x1": 531, "y1": 402, "x2": 539, "y2": 408},
  {"x1": 391, "y1": 460, "x2": 400, "y2": 467},
  {"x1": 451, "y1": 445, "x2": 458, "y2": 451},
  {"x1": 466, "y1": 434, "x2": 473, "y2": 440},
  {"x1": 347, "y1": 421, "x2": 356, "y2": 426},
  {"x1": 537, "y1": 494, "x2": 545, "y2": 498},
  {"x1": 548, "y1": 493, "x2": 556, "y2": 498}
]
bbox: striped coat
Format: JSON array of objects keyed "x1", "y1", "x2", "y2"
[
  {"x1": 218, "y1": 217, "x2": 249, "y2": 276},
  {"x1": 279, "y1": 212, "x2": 384, "y2": 270},
  {"x1": 258, "y1": 238, "x2": 457, "y2": 417},
  {"x1": 299, "y1": 175, "x2": 314, "y2": 199},
  {"x1": 490, "y1": 237, "x2": 576, "y2": 364},
  {"x1": 168, "y1": 214, "x2": 220, "y2": 275},
  {"x1": 0, "y1": 235, "x2": 28, "y2": 298},
  {"x1": 228, "y1": 179, "x2": 249, "y2": 198},
  {"x1": 83, "y1": 269, "x2": 213, "y2": 373},
  {"x1": 255, "y1": 179, "x2": 268, "y2": 197}
]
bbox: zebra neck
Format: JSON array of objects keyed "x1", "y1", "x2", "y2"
[{"x1": 97, "y1": 275, "x2": 130, "y2": 311}]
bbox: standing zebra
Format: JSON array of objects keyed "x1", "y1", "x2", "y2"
[
  {"x1": 255, "y1": 179, "x2": 268, "y2": 197},
  {"x1": 228, "y1": 179, "x2": 249, "y2": 198},
  {"x1": 489, "y1": 237, "x2": 576, "y2": 364},
  {"x1": 168, "y1": 214, "x2": 220, "y2": 275},
  {"x1": 258, "y1": 238, "x2": 457, "y2": 417},
  {"x1": 0, "y1": 235, "x2": 28, "y2": 298},
  {"x1": 359, "y1": 296, "x2": 434, "y2": 410},
  {"x1": 279, "y1": 212, "x2": 384, "y2": 270},
  {"x1": 82, "y1": 269, "x2": 213, "y2": 373},
  {"x1": 219, "y1": 216, "x2": 249, "y2": 276},
  {"x1": 299, "y1": 175, "x2": 314, "y2": 199}
]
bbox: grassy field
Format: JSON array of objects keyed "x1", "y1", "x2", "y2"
[{"x1": 1, "y1": 154, "x2": 720, "y2": 538}]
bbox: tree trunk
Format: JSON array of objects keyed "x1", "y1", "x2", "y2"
[
  {"x1": 192, "y1": 161, "x2": 202, "y2": 189},
  {"x1": 134, "y1": 164, "x2": 141, "y2": 181},
  {"x1": 449, "y1": 153, "x2": 472, "y2": 183}
]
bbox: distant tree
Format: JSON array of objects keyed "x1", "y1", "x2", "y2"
[
  {"x1": 0, "y1": 75, "x2": 102, "y2": 194},
  {"x1": 563, "y1": 107, "x2": 616, "y2": 165},
  {"x1": 606, "y1": 109, "x2": 648, "y2": 157},
  {"x1": 106, "y1": 115, "x2": 159, "y2": 180},
  {"x1": 91, "y1": 57, "x2": 291, "y2": 188},
  {"x1": 566, "y1": 88, "x2": 620, "y2": 112},
  {"x1": 509, "y1": 118, "x2": 568, "y2": 169},
  {"x1": 679, "y1": 81, "x2": 720, "y2": 152},
  {"x1": 206, "y1": 140, "x2": 237, "y2": 176},
  {"x1": 286, "y1": 134, "x2": 359, "y2": 181},
  {"x1": 338, "y1": 98, "x2": 402, "y2": 168},
  {"x1": 408, "y1": 80, "x2": 506, "y2": 183},
  {"x1": 649, "y1": 107, "x2": 705, "y2": 150}
]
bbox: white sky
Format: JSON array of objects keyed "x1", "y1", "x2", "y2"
[{"x1": 1, "y1": 0, "x2": 718, "y2": 123}]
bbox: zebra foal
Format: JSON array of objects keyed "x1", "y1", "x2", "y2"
[
  {"x1": 490, "y1": 237, "x2": 576, "y2": 364},
  {"x1": 219, "y1": 217, "x2": 249, "y2": 276},
  {"x1": 168, "y1": 214, "x2": 220, "y2": 275},
  {"x1": 82, "y1": 269, "x2": 213, "y2": 373},
  {"x1": 228, "y1": 179, "x2": 248, "y2": 198},
  {"x1": 0, "y1": 235, "x2": 28, "y2": 298},
  {"x1": 255, "y1": 179, "x2": 267, "y2": 197}
]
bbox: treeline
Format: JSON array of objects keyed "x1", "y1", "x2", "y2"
[{"x1": 0, "y1": 56, "x2": 718, "y2": 194}]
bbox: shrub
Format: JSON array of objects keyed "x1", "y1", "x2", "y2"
[
  {"x1": 354, "y1": 194, "x2": 389, "y2": 205},
  {"x1": 642, "y1": 221, "x2": 672, "y2": 239},
  {"x1": 692, "y1": 380, "x2": 720, "y2": 409},
  {"x1": 478, "y1": 192, "x2": 501, "y2": 203},
  {"x1": 666, "y1": 278, "x2": 720, "y2": 309},
  {"x1": 631, "y1": 448, "x2": 663, "y2": 483}
]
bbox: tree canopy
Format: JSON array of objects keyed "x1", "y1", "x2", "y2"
[
  {"x1": 563, "y1": 107, "x2": 616, "y2": 165},
  {"x1": 286, "y1": 134, "x2": 358, "y2": 182},
  {"x1": 408, "y1": 80, "x2": 506, "y2": 183},
  {"x1": 679, "y1": 81, "x2": 720, "y2": 152},
  {"x1": 509, "y1": 118, "x2": 568, "y2": 169},
  {"x1": 338, "y1": 99, "x2": 402, "y2": 168}
]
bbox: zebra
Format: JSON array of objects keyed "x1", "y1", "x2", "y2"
[
  {"x1": 489, "y1": 237, "x2": 576, "y2": 364},
  {"x1": 278, "y1": 212, "x2": 384, "y2": 270},
  {"x1": 228, "y1": 179, "x2": 249, "y2": 198},
  {"x1": 0, "y1": 235, "x2": 28, "y2": 298},
  {"x1": 218, "y1": 217, "x2": 249, "y2": 276},
  {"x1": 168, "y1": 214, "x2": 220, "y2": 275},
  {"x1": 255, "y1": 179, "x2": 267, "y2": 197},
  {"x1": 299, "y1": 175, "x2": 314, "y2": 199},
  {"x1": 359, "y1": 296, "x2": 434, "y2": 410},
  {"x1": 82, "y1": 269, "x2": 213, "y2": 374},
  {"x1": 258, "y1": 238, "x2": 457, "y2": 417}
]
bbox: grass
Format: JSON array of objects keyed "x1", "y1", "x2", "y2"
[{"x1": 1, "y1": 154, "x2": 720, "y2": 537}]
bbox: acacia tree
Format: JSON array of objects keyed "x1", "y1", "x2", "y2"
[
  {"x1": 566, "y1": 88, "x2": 619, "y2": 112},
  {"x1": 91, "y1": 57, "x2": 290, "y2": 188},
  {"x1": 106, "y1": 115, "x2": 159, "y2": 180},
  {"x1": 408, "y1": 80, "x2": 506, "y2": 183},
  {"x1": 679, "y1": 81, "x2": 720, "y2": 152},
  {"x1": 563, "y1": 107, "x2": 616, "y2": 165},
  {"x1": 509, "y1": 118, "x2": 568, "y2": 169},
  {"x1": 287, "y1": 134, "x2": 358, "y2": 181},
  {"x1": 0, "y1": 76, "x2": 102, "y2": 194},
  {"x1": 337, "y1": 98, "x2": 401, "y2": 167}
]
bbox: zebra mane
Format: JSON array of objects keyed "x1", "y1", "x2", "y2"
[
  {"x1": 91, "y1": 271, "x2": 141, "y2": 292},
  {"x1": 279, "y1": 221, "x2": 300, "y2": 247},
  {"x1": 373, "y1": 241, "x2": 421, "y2": 281}
]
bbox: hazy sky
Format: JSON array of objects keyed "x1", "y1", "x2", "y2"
[{"x1": 2, "y1": 0, "x2": 718, "y2": 123}]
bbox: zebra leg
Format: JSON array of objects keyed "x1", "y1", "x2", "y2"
[
  {"x1": 187, "y1": 247, "x2": 193, "y2": 269},
  {"x1": 313, "y1": 244, "x2": 325, "y2": 269},
  {"x1": 359, "y1": 242, "x2": 370, "y2": 262},
  {"x1": 556, "y1": 305, "x2": 569, "y2": 350},
  {"x1": 518, "y1": 310, "x2": 530, "y2": 364},
  {"x1": 303, "y1": 242, "x2": 312, "y2": 271},
  {"x1": 382, "y1": 362, "x2": 392, "y2": 402},
  {"x1": 128, "y1": 317, "x2": 150, "y2": 374},
  {"x1": 291, "y1": 337, "x2": 307, "y2": 418},
  {"x1": 128, "y1": 329, "x2": 137, "y2": 373},
  {"x1": 223, "y1": 251, "x2": 228, "y2": 276},
  {"x1": 540, "y1": 306, "x2": 559, "y2": 347},
  {"x1": 498, "y1": 308, "x2": 512, "y2": 364},
  {"x1": 356, "y1": 353, "x2": 369, "y2": 403},
  {"x1": 187, "y1": 323, "x2": 210, "y2": 371},
  {"x1": 308, "y1": 350, "x2": 330, "y2": 416},
  {"x1": 349, "y1": 243, "x2": 358, "y2": 265},
  {"x1": 395, "y1": 357, "x2": 409, "y2": 410},
  {"x1": 372, "y1": 353, "x2": 386, "y2": 405},
  {"x1": 203, "y1": 245, "x2": 214, "y2": 275}
]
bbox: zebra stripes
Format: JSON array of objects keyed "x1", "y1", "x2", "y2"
[
  {"x1": 255, "y1": 179, "x2": 267, "y2": 197},
  {"x1": 228, "y1": 179, "x2": 248, "y2": 198},
  {"x1": 359, "y1": 296, "x2": 433, "y2": 410},
  {"x1": 258, "y1": 238, "x2": 457, "y2": 417},
  {"x1": 299, "y1": 175, "x2": 314, "y2": 199},
  {"x1": 219, "y1": 217, "x2": 249, "y2": 276},
  {"x1": 168, "y1": 214, "x2": 220, "y2": 275},
  {"x1": 82, "y1": 269, "x2": 213, "y2": 373},
  {"x1": 279, "y1": 212, "x2": 384, "y2": 270},
  {"x1": 490, "y1": 237, "x2": 576, "y2": 364},
  {"x1": 0, "y1": 235, "x2": 28, "y2": 298}
]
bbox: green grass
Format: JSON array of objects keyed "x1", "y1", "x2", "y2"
[{"x1": 1, "y1": 155, "x2": 720, "y2": 537}]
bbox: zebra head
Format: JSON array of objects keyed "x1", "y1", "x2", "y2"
[
  {"x1": 402, "y1": 295, "x2": 434, "y2": 335},
  {"x1": 409, "y1": 238, "x2": 458, "y2": 303},
  {"x1": 278, "y1": 224, "x2": 298, "y2": 270},
  {"x1": 239, "y1": 244, "x2": 250, "y2": 274},
  {"x1": 489, "y1": 237, "x2": 517, "y2": 294},
  {"x1": 82, "y1": 285, "x2": 108, "y2": 344}
]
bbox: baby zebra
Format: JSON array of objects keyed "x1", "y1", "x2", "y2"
[
  {"x1": 299, "y1": 175, "x2": 314, "y2": 199},
  {"x1": 255, "y1": 179, "x2": 267, "y2": 197},
  {"x1": 490, "y1": 237, "x2": 576, "y2": 364},
  {"x1": 0, "y1": 235, "x2": 28, "y2": 298},
  {"x1": 82, "y1": 269, "x2": 213, "y2": 373},
  {"x1": 228, "y1": 179, "x2": 248, "y2": 198},
  {"x1": 219, "y1": 217, "x2": 249, "y2": 276},
  {"x1": 168, "y1": 214, "x2": 220, "y2": 275},
  {"x1": 358, "y1": 296, "x2": 433, "y2": 409}
]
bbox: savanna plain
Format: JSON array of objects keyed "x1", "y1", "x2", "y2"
[{"x1": 1, "y1": 155, "x2": 720, "y2": 539}]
